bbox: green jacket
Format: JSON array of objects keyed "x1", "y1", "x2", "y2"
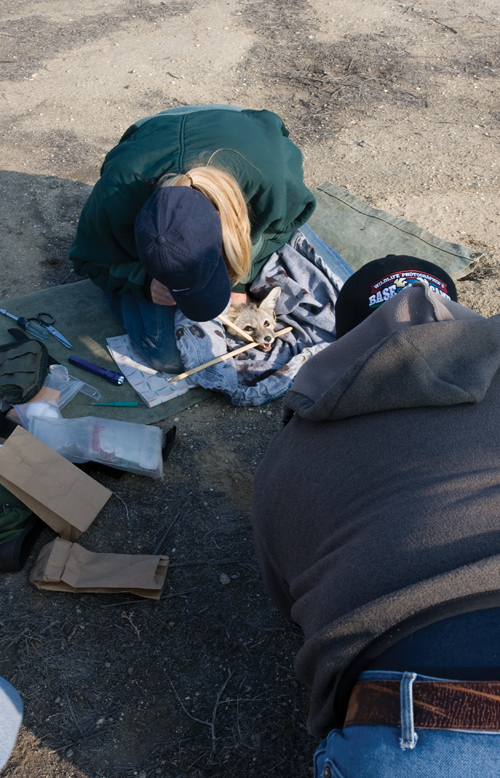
[{"x1": 70, "y1": 107, "x2": 316, "y2": 297}]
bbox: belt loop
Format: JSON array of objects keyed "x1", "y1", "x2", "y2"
[{"x1": 399, "y1": 672, "x2": 418, "y2": 750}]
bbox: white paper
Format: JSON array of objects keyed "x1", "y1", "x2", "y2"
[{"x1": 106, "y1": 334, "x2": 196, "y2": 408}]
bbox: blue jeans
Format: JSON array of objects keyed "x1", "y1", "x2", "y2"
[
  {"x1": 105, "y1": 291, "x2": 184, "y2": 373},
  {"x1": 106, "y1": 226, "x2": 352, "y2": 373},
  {"x1": 0, "y1": 676, "x2": 23, "y2": 770},
  {"x1": 314, "y1": 671, "x2": 500, "y2": 778},
  {"x1": 301, "y1": 223, "x2": 353, "y2": 285}
]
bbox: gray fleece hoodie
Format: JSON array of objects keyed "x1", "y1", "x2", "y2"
[{"x1": 251, "y1": 282, "x2": 500, "y2": 737}]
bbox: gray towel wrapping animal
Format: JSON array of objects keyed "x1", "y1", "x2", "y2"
[{"x1": 174, "y1": 230, "x2": 345, "y2": 406}]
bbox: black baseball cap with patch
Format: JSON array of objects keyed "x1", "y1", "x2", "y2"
[{"x1": 335, "y1": 255, "x2": 458, "y2": 338}]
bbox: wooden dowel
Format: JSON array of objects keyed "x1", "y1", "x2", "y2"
[
  {"x1": 217, "y1": 314, "x2": 255, "y2": 343},
  {"x1": 168, "y1": 326, "x2": 293, "y2": 383}
]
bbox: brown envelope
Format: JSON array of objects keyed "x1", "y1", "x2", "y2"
[
  {"x1": 30, "y1": 538, "x2": 169, "y2": 600},
  {"x1": 0, "y1": 426, "x2": 111, "y2": 541}
]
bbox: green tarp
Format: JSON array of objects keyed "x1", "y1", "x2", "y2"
[
  {"x1": 308, "y1": 182, "x2": 480, "y2": 278},
  {"x1": 0, "y1": 182, "x2": 479, "y2": 422}
]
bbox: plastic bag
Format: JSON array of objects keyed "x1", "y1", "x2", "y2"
[
  {"x1": 8, "y1": 365, "x2": 100, "y2": 427},
  {"x1": 43, "y1": 364, "x2": 101, "y2": 408},
  {"x1": 27, "y1": 416, "x2": 164, "y2": 479},
  {"x1": 12, "y1": 399, "x2": 62, "y2": 429}
]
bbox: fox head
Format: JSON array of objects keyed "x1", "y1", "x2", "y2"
[{"x1": 225, "y1": 287, "x2": 281, "y2": 351}]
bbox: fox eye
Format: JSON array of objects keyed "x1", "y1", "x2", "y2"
[
  {"x1": 263, "y1": 320, "x2": 270, "y2": 327},
  {"x1": 244, "y1": 326, "x2": 254, "y2": 332}
]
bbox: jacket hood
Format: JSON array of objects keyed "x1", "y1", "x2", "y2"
[{"x1": 284, "y1": 281, "x2": 500, "y2": 422}]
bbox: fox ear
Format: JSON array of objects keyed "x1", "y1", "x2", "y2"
[{"x1": 258, "y1": 287, "x2": 281, "y2": 315}]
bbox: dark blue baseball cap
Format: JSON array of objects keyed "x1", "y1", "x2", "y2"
[{"x1": 135, "y1": 186, "x2": 231, "y2": 322}]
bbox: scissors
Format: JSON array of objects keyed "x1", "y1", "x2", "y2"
[{"x1": 28, "y1": 312, "x2": 73, "y2": 349}]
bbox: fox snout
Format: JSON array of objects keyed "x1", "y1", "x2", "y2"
[
  {"x1": 241, "y1": 317, "x2": 276, "y2": 350},
  {"x1": 225, "y1": 287, "x2": 281, "y2": 352}
]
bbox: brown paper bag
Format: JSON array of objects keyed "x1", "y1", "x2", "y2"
[
  {"x1": 30, "y1": 538, "x2": 169, "y2": 600},
  {"x1": 0, "y1": 427, "x2": 111, "y2": 541}
]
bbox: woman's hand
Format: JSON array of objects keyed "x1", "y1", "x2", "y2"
[
  {"x1": 150, "y1": 279, "x2": 177, "y2": 306},
  {"x1": 230, "y1": 292, "x2": 249, "y2": 306}
]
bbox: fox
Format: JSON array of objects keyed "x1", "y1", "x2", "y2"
[{"x1": 224, "y1": 287, "x2": 281, "y2": 351}]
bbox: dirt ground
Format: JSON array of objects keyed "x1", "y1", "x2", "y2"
[{"x1": 1, "y1": 0, "x2": 500, "y2": 776}]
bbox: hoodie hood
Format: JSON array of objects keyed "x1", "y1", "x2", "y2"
[{"x1": 284, "y1": 281, "x2": 500, "y2": 422}]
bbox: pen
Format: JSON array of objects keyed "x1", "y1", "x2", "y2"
[{"x1": 92, "y1": 402, "x2": 139, "y2": 407}]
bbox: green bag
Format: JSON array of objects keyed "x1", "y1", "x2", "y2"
[
  {"x1": 0, "y1": 484, "x2": 43, "y2": 573},
  {"x1": 0, "y1": 485, "x2": 33, "y2": 544},
  {"x1": 0, "y1": 339, "x2": 49, "y2": 404}
]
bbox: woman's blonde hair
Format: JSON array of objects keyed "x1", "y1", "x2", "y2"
[{"x1": 157, "y1": 167, "x2": 251, "y2": 285}]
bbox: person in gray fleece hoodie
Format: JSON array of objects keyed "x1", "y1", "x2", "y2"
[{"x1": 251, "y1": 258, "x2": 500, "y2": 777}]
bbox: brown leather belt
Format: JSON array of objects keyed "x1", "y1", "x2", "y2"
[{"x1": 345, "y1": 680, "x2": 500, "y2": 731}]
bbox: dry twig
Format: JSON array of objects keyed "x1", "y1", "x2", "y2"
[
  {"x1": 64, "y1": 691, "x2": 85, "y2": 737},
  {"x1": 153, "y1": 505, "x2": 185, "y2": 554},
  {"x1": 121, "y1": 611, "x2": 141, "y2": 639},
  {"x1": 210, "y1": 669, "x2": 234, "y2": 755}
]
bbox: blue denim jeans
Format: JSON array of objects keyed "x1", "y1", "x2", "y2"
[
  {"x1": 300, "y1": 223, "x2": 353, "y2": 285},
  {"x1": 105, "y1": 291, "x2": 184, "y2": 373},
  {"x1": 314, "y1": 670, "x2": 500, "y2": 778},
  {"x1": 0, "y1": 676, "x2": 23, "y2": 770},
  {"x1": 105, "y1": 225, "x2": 352, "y2": 373}
]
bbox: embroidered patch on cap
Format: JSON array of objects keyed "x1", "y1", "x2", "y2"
[{"x1": 368, "y1": 270, "x2": 452, "y2": 310}]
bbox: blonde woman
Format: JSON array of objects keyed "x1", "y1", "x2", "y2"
[{"x1": 70, "y1": 105, "x2": 323, "y2": 372}]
